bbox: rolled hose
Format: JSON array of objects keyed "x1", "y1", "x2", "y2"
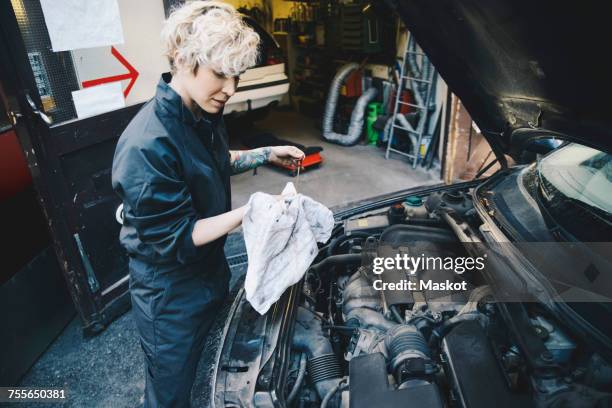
[{"x1": 323, "y1": 63, "x2": 358, "y2": 139}]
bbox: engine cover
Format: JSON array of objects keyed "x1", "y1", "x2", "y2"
[
  {"x1": 442, "y1": 321, "x2": 534, "y2": 408},
  {"x1": 348, "y1": 353, "x2": 444, "y2": 408}
]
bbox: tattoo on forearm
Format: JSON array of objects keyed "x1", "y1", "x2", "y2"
[{"x1": 229, "y1": 147, "x2": 271, "y2": 175}]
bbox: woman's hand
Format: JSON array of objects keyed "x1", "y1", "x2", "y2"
[{"x1": 269, "y1": 146, "x2": 305, "y2": 167}]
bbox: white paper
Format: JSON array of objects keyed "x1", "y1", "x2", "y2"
[
  {"x1": 71, "y1": 0, "x2": 170, "y2": 106},
  {"x1": 72, "y1": 82, "x2": 125, "y2": 119},
  {"x1": 40, "y1": 0, "x2": 124, "y2": 52}
]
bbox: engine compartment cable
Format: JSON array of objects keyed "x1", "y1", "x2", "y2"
[{"x1": 287, "y1": 353, "x2": 307, "y2": 404}]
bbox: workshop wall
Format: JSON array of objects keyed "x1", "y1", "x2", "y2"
[{"x1": 443, "y1": 95, "x2": 501, "y2": 182}]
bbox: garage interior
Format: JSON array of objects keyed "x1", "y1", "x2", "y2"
[
  {"x1": 225, "y1": 1, "x2": 446, "y2": 211},
  {"x1": 1, "y1": 0, "x2": 501, "y2": 404},
  {"x1": 221, "y1": 0, "x2": 500, "y2": 210},
  {"x1": 229, "y1": 110, "x2": 438, "y2": 210}
]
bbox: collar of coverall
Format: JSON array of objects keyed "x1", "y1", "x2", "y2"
[{"x1": 157, "y1": 72, "x2": 224, "y2": 127}]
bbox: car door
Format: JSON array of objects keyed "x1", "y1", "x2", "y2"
[{"x1": 0, "y1": 0, "x2": 169, "y2": 334}]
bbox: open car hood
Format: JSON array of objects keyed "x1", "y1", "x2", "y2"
[{"x1": 386, "y1": 0, "x2": 612, "y2": 161}]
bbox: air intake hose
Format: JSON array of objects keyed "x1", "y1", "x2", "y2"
[
  {"x1": 292, "y1": 307, "x2": 342, "y2": 400},
  {"x1": 385, "y1": 325, "x2": 434, "y2": 387}
]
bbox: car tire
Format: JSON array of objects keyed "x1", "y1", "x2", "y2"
[{"x1": 191, "y1": 276, "x2": 245, "y2": 407}]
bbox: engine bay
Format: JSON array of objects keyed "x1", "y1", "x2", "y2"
[{"x1": 280, "y1": 183, "x2": 612, "y2": 408}]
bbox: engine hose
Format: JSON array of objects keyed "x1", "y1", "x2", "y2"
[
  {"x1": 345, "y1": 308, "x2": 396, "y2": 332},
  {"x1": 287, "y1": 353, "x2": 307, "y2": 404},
  {"x1": 379, "y1": 223, "x2": 457, "y2": 244},
  {"x1": 293, "y1": 307, "x2": 342, "y2": 400},
  {"x1": 320, "y1": 379, "x2": 346, "y2": 408},
  {"x1": 404, "y1": 218, "x2": 447, "y2": 227},
  {"x1": 386, "y1": 325, "x2": 431, "y2": 379},
  {"x1": 457, "y1": 285, "x2": 491, "y2": 315},
  {"x1": 431, "y1": 312, "x2": 488, "y2": 342},
  {"x1": 308, "y1": 353, "x2": 343, "y2": 384},
  {"x1": 390, "y1": 305, "x2": 404, "y2": 324},
  {"x1": 307, "y1": 354, "x2": 344, "y2": 402},
  {"x1": 309, "y1": 254, "x2": 362, "y2": 274},
  {"x1": 326, "y1": 231, "x2": 372, "y2": 257}
]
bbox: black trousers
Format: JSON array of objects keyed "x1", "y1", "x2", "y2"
[{"x1": 129, "y1": 256, "x2": 230, "y2": 408}]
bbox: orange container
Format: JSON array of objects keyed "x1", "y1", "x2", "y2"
[{"x1": 343, "y1": 70, "x2": 362, "y2": 97}]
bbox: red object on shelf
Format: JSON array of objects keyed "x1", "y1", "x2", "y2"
[
  {"x1": 390, "y1": 89, "x2": 414, "y2": 114},
  {"x1": 274, "y1": 152, "x2": 324, "y2": 175},
  {"x1": 343, "y1": 70, "x2": 362, "y2": 97},
  {"x1": 400, "y1": 90, "x2": 414, "y2": 114}
]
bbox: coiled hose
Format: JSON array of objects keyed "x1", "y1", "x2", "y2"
[{"x1": 323, "y1": 63, "x2": 378, "y2": 146}]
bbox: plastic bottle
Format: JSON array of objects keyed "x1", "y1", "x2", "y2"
[
  {"x1": 402, "y1": 195, "x2": 429, "y2": 219},
  {"x1": 366, "y1": 102, "x2": 382, "y2": 145}
]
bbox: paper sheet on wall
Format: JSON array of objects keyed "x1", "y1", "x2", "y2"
[
  {"x1": 72, "y1": 83, "x2": 125, "y2": 119},
  {"x1": 40, "y1": 0, "x2": 124, "y2": 52}
]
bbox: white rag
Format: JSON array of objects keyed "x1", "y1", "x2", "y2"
[{"x1": 243, "y1": 182, "x2": 334, "y2": 314}]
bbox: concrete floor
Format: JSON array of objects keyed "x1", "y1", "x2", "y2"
[
  {"x1": 17, "y1": 109, "x2": 438, "y2": 407},
  {"x1": 230, "y1": 110, "x2": 439, "y2": 210}
]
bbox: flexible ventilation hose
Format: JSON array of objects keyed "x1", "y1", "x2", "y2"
[{"x1": 323, "y1": 63, "x2": 379, "y2": 146}]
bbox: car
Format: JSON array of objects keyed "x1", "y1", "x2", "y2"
[
  {"x1": 201, "y1": 2, "x2": 612, "y2": 407},
  {"x1": 223, "y1": 16, "x2": 289, "y2": 120}
]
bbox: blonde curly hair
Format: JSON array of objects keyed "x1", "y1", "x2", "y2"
[{"x1": 161, "y1": 1, "x2": 260, "y2": 77}]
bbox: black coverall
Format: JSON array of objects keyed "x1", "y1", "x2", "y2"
[{"x1": 112, "y1": 74, "x2": 232, "y2": 407}]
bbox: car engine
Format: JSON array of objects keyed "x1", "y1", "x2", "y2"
[{"x1": 283, "y1": 187, "x2": 612, "y2": 408}]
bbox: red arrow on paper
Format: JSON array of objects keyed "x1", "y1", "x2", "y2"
[{"x1": 81, "y1": 46, "x2": 139, "y2": 98}]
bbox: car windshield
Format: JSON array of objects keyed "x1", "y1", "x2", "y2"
[{"x1": 536, "y1": 143, "x2": 612, "y2": 241}]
